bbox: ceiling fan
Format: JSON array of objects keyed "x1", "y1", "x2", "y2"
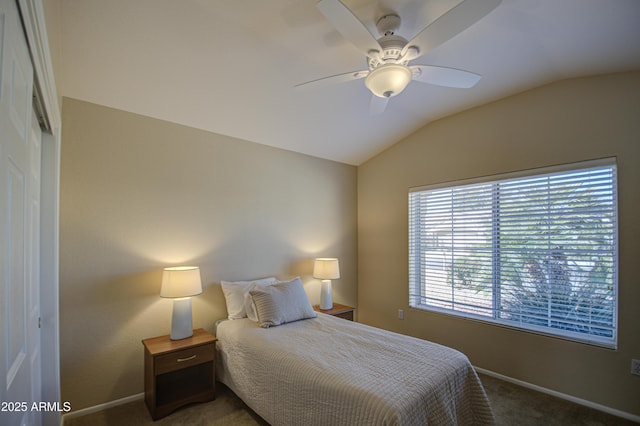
[{"x1": 297, "y1": 0, "x2": 502, "y2": 114}]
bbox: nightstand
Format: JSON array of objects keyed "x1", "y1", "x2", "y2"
[
  {"x1": 142, "y1": 328, "x2": 217, "y2": 420},
  {"x1": 313, "y1": 303, "x2": 355, "y2": 321}
]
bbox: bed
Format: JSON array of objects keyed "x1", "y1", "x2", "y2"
[{"x1": 216, "y1": 277, "x2": 495, "y2": 426}]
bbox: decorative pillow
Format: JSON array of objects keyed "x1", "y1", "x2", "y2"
[
  {"x1": 220, "y1": 277, "x2": 277, "y2": 319},
  {"x1": 244, "y1": 280, "x2": 278, "y2": 321},
  {"x1": 248, "y1": 277, "x2": 316, "y2": 328}
]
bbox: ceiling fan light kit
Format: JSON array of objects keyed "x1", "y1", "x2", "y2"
[
  {"x1": 300, "y1": 0, "x2": 502, "y2": 114},
  {"x1": 365, "y1": 63, "x2": 412, "y2": 98}
]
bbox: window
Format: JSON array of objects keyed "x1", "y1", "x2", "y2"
[{"x1": 409, "y1": 159, "x2": 617, "y2": 347}]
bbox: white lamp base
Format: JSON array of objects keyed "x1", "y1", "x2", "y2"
[
  {"x1": 319, "y1": 280, "x2": 333, "y2": 310},
  {"x1": 170, "y1": 297, "x2": 194, "y2": 340}
]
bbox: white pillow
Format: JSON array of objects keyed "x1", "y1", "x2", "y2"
[
  {"x1": 220, "y1": 277, "x2": 277, "y2": 319},
  {"x1": 248, "y1": 277, "x2": 316, "y2": 328}
]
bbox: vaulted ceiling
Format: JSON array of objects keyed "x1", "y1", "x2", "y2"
[{"x1": 57, "y1": 0, "x2": 640, "y2": 165}]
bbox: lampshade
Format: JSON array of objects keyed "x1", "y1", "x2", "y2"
[
  {"x1": 160, "y1": 266, "x2": 203, "y2": 298},
  {"x1": 313, "y1": 258, "x2": 340, "y2": 280},
  {"x1": 365, "y1": 63, "x2": 412, "y2": 98}
]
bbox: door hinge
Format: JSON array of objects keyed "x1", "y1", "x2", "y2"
[{"x1": 38, "y1": 317, "x2": 41, "y2": 328}]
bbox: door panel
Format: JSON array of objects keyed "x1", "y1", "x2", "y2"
[
  {"x1": 6, "y1": 160, "x2": 26, "y2": 389},
  {"x1": 0, "y1": 0, "x2": 39, "y2": 424}
]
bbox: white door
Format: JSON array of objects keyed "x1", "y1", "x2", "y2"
[{"x1": 0, "y1": 0, "x2": 42, "y2": 424}]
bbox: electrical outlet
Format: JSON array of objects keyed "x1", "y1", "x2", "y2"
[
  {"x1": 632, "y1": 359, "x2": 640, "y2": 376},
  {"x1": 398, "y1": 309, "x2": 404, "y2": 320}
]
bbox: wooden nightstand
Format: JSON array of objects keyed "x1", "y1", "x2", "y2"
[
  {"x1": 313, "y1": 303, "x2": 355, "y2": 321},
  {"x1": 142, "y1": 328, "x2": 217, "y2": 420}
]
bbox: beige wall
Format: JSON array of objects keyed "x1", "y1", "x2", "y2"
[
  {"x1": 60, "y1": 98, "x2": 357, "y2": 410},
  {"x1": 358, "y1": 72, "x2": 640, "y2": 416}
]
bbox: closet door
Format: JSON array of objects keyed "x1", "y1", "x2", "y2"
[{"x1": 0, "y1": 0, "x2": 41, "y2": 424}]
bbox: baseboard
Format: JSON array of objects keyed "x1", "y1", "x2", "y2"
[
  {"x1": 475, "y1": 366, "x2": 640, "y2": 423},
  {"x1": 60, "y1": 392, "x2": 144, "y2": 425}
]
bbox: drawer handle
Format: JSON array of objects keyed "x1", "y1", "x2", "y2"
[{"x1": 177, "y1": 355, "x2": 197, "y2": 363}]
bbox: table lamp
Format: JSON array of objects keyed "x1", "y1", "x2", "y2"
[
  {"x1": 160, "y1": 266, "x2": 202, "y2": 340},
  {"x1": 313, "y1": 258, "x2": 340, "y2": 310}
]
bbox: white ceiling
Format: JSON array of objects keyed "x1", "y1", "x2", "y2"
[{"x1": 58, "y1": 0, "x2": 640, "y2": 165}]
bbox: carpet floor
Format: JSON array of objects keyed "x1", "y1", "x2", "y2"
[{"x1": 64, "y1": 373, "x2": 637, "y2": 425}]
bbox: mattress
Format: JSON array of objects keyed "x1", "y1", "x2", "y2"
[{"x1": 216, "y1": 313, "x2": 495, "y2": 425}]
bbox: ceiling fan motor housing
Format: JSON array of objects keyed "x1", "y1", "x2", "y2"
[{"x1": 368, "y1": 35, "x2": 409, "y2": 69}]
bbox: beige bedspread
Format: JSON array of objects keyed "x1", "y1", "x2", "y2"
[{"x1": 216, "y1": 313, "x2": 495, "y2": 425}]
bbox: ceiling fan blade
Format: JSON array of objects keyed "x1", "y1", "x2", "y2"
[
  {"x1": 402, "y1": 0, "x2": 501, "y2": 60},
  {"x1": 369, "y1": 94, "x2": 389, "y2": 115},
  {"x1": 411, "y1": 65, "x2": 481, "y2": 88},
  {"x1": 317, "y1": 0, "x2": 382, "y2": 56},
  {"x1": 296, "y1": 70, "x2": 368, "y2": 90}
]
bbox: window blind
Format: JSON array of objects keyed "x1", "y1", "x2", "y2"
[{"x1": 409, "y1": 159, "x2": 617, "y2": 347}]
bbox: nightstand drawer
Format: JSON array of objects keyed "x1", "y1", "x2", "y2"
[{"x1": 155, "y1": 343, "x2": 214, "y2": 375}]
